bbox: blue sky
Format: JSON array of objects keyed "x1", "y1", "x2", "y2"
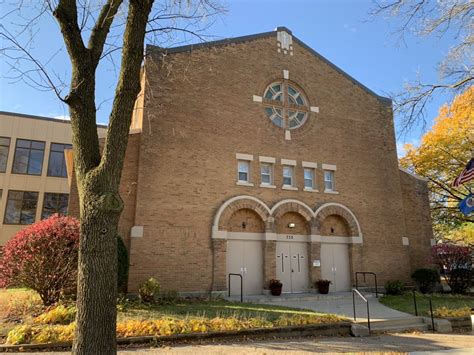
[{"x1": 0, "y1": 0, "x2": 456, "y2": 156}]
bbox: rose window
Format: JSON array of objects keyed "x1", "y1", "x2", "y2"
[{"x1": 263, "y1": 82, "x2": 309, "y2": 129}]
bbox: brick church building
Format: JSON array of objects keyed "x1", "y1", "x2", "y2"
[{"x1": 70, "y1": 27, "x2": 434, "y2": 295}]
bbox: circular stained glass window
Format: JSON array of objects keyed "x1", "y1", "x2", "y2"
[{"x1": 263, "y1": 82, "x2": 309, "y2": 129}]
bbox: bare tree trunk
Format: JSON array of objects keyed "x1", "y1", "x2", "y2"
[{"x1": 51, "y1": 1, "x2": 154, "y2": 353}]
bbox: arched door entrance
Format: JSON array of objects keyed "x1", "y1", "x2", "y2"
[
  {"x1": 275, "y1": 211, "x2": 310, "y2": 293},
  {"x1": 226, "y1": 208, "x2": 264, "y2": 296},
  {"x1": 319, "y1": 214, "x2": 352, "y2": 292}
]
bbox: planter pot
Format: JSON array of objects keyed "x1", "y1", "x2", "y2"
[
  {"x1": 270, "y1": 286, "x2": 282, "y2": 296},
  {"x1": 317, "y1": 283, "x2": 330, "y2": 294}
]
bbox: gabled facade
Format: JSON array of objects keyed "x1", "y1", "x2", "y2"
[{"x1": 70, "y1": 27, "x2": 434, "y2": 295}]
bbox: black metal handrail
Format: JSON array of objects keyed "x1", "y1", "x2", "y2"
[
  {"x1": 412, "y1": 290, "x2": 435, "y2": 332},
  {"x1": 352, "y1": 288, "x2": 371, "y2": 334},
  {"x1": 355, "y1": 272, "x2": 378, "y2": 298},
  {"x1": 228, "y1": 273, "x2": 243, "y2": 303}
]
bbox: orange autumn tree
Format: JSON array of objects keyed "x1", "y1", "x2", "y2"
[{"x1": 400, "y1": 87, "x2": 474, "y2": 238}]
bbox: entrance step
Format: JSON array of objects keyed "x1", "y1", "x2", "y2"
[
  {"x1": 227, "y1": 291, "x2": 379, "y2": 303},
  {"x1": 364, "y1": 317, "x2": 428, "y2": 334}
]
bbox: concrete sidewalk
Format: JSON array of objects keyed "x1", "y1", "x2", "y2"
[
  {"x1": 250, "y1": 292, "x2": 414, "y2": 321},
  {"x1": 39, "y1": 333, "x2": 474, "y2": 354}
]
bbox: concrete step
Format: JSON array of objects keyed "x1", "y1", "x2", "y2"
[
  {"x1": 363, "y1": 317, "x2": 428, "y2": 334},
  {"x1": 368, "y1": 317, "x2": 424, "y2": 327},
  {"x1": 370, "y1": 323, "x2": 429, "y2": 334}
]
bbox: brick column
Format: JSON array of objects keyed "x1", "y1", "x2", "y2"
[
  {"x1": 212, "y1": 239, "x2": 227, "y2": 291},
  {"x1": 263, "y1": 240, "x2": 276, "y2": 288},
  {"x1": 310, "y1": 242, "x2": 321, "y2": 285}
]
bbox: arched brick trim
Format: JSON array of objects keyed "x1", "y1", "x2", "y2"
[
  {"x1": 214, "y1": 195, "x2": 271, "y2": 231},
  {"x1": 314, "y1": 203, "x2": 361, "y2": 237},
  {"x1": 271, "y1": 199, "x2": 315, "y2": 221}
]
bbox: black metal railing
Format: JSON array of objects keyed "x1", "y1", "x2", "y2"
[
  {"x1": 412, "y1": 290, "x2": 435, "y2": 332},
  {"x1": 228, "y1": 273, "x2": 243, "y2": 302},
  {"x1": 352, "y1": 288, "x2": 371, "y2": 334},
  {"x1": 355, "y1": 272, "x2": 378, "y2": 298}
]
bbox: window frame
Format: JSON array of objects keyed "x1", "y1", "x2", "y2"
[
  {"x1": 282, "y1": 165, "x2": 294, "y2": 187},
  {"x1": 3, "y1": 190, "x2": 39, "y2": 225},
  {"x1": 260, "y1": 163, "x2": 273, "y2": 185},
  {"x1": 303, "y1": 168, "x2": 314, "y2": 189},
  {"x1": 324, "y1": 170, "x2": 335, "y2": 192},
  {"x1": 41, "y1": 192, "x2": 69, "y2": 219},
  {"x1": 47, "y1": 142, "x2": 73, "y2": 178},
  {"x1": 0, "y1": 137, "x2": 11, "y2": 173},
  {"x1": 237, "y1": 160, "x2": 250, "y2": 183},
  {"x1": 11, "y1": 138, "x2": 46, "y2": 176}
]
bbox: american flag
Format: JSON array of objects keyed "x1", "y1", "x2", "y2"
[{"x1": 453, "y1": 158, "x2": 474, "y2": 187}]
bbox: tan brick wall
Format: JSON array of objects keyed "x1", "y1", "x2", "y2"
[
  {"x1": 228, "y1": 209, "x2": 265, "y2": 233},
  {"x1": 276, "y1": 212, "x2": 310, "y2": 235},
  {"x1": 399, "y1": 170, "x2": 434, "y2": 274},
  {"x1": 320, "y1": 215, "x2": 351, "y2": 236},
  {"x1": 116, "y1": 33, "x2": 432, "y2": 292}
]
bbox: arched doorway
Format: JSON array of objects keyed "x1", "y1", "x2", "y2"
[
  {"x1": 274, "y1": 210, "x2": 311, "y2": 293},
  {"x1": 314, "y1": 203, "x2": 361, "y2": 293},
  {"x1": 226, "y1": 208, "x2": 265, "y2": 296},
  {"x1": 319, "y1": 214, "x2": 352, "y2": 292}
]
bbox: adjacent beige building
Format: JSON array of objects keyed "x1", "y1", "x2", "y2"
[{"x1": 0, "y1": 111, "x2": 106, "y2": 245}]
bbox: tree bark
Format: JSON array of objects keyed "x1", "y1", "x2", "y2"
[{"x1": 52, "y1": 0, "x2": 153, "y2": 353}]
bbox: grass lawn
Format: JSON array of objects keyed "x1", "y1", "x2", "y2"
[
  {"x1": 380, "y1": 292, "x2": 474, "y2": 317},
  {"x1": 117, "y1": 299, "x2": 330, "y2": 322},
  {"x1": 0, "y1": 288, "x2": 345, "y2": 344}
]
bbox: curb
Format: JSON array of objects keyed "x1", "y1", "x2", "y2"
[{"x1": 0, "y1": 322, "x2": 351, "y2": 352}]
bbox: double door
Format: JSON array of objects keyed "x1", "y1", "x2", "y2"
[
  {"x1": 320, "y1": 243, "x2": 351, "y2": 292},
  {"x1": 227, "y1": 240, "x2": 263, "y2": 295},
  {"x1": 276, "y1": 242, "x2": 309, "y2": 293}
]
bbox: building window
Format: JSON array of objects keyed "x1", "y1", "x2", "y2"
[
  {"x1": 238, "y1": 161, "x2": 250, "y2": 182},
  {"x1": 324, "y1": 170, "x2": 335, "y2": 191},
  {"x1": 260, "y1": 163, "x2": 272, "y2": 185},
  {"x1": 12, "y1": 139, "x2": 45, "y2": 175},
  {"x1": 0, "y1": 137, "x2": 10, "y2": 173},
  {"x1": 47, "y1": 143, "x2": 72, "y2": 177},
  {"x1": 42, "y1": 193, "x2": 69, "y2": 219},
  {"x1": 4, "y1": 190, "x2": 39, "y2": 225},
  {"x1": 304, "y1": 168, "x2": 314, "y2": 189},
  {"x1": 263, "y1": 82, "x2": 309, "y2": 130},
  {"x1": 283, "y1": 166, "x2": 294, "y2": 186}
]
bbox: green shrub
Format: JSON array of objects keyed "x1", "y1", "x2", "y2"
[
  {"x1": 138, "y1": 278, "x2": 160, "y2": 303},
  {"x1": 411, "y1": 268, "x2": 439, "y2": 294},
  {"x1": 117, "y1": 235, "x2": 129, "y2": 293},
  {"x1": 384, "y1": 280, "x2": 405, "y2": 295}
]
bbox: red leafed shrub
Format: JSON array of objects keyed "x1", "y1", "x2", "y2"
[
  {"x1": 0, "y1": 215, "x2": 79, "y2": 305},
  {"x1": 431, "y1": 244, "x2": 472, "y2": 293}
]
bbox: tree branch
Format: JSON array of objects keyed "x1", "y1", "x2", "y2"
[
  {"x1": 88, "y1": 0, "x2": 124, "y2": 66},
  {"x1": 53, "y1": 0, "x2": 87, "y2": 67}
]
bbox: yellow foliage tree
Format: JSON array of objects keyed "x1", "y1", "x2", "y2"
[{"x1": 400, "y1": 87, "x2": 474, "y2": 238}]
